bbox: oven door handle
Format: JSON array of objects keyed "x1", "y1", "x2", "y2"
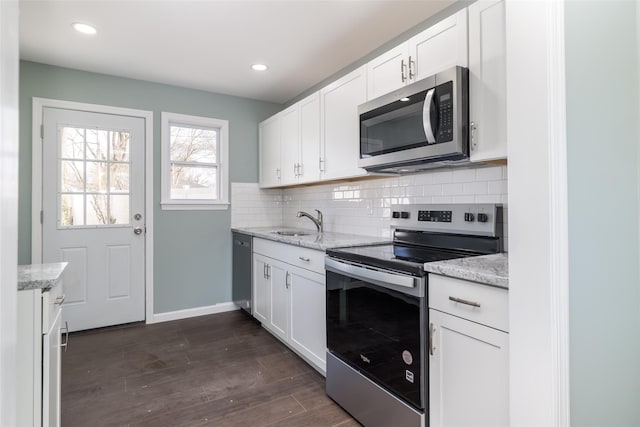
[{"x1": 325, "y1": 258, "x2": 418, "y2": 289}]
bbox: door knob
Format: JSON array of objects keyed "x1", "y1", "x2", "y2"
[{"x1": 134, "y1": 227, "x2": 143, "y2": 235}]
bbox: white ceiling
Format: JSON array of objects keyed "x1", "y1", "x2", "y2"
[{"x1": 19, "y1": 0, "x2": 454, "y2": 104}]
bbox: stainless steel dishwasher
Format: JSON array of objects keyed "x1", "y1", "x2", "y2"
[{"x1": 232, "y1": 232, "x2": 253, "y2": 316}]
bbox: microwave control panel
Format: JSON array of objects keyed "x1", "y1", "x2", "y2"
[{"x1": 436, "y1": 81, "x2": 454, "y2": 143}]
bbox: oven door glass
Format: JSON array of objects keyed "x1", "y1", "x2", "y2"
[{"x1": 326, "y1": 269, "x2": 425, "y2": 410}]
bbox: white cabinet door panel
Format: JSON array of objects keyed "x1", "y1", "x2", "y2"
[
  {"x1": 268, "y1": 263, "x2": 289, "y2": 342},
  {"x1": 299, "y1": 93, "x2": 321, "y2": 184},
  {"x1": 468, "y1": 0, "x2": 507, "y2": 161},
  {"x1": 411, "y1": 8, "x2": 468, "y2": 81},
  {"x1": 429, "y1": 309, "x2": 509, "y2": 427},
  {"x1": 289, "y1": 267, "x2": 326, "y2": 372},
  {"x1": 252, "y1": 255, "x2": 271, "y2": 325},
  {"x1": 259, "y1": 115, "x2": 281, "y2": 188},
  {"x1": 367, "y1": 43, "x2": 409, "y2": 100},
  {"x1": 321, "y1": 65, "x2": 368, "y2": 181},
  {"x1": 280, "y1": 105, "x2": 300, "y2": 185}
]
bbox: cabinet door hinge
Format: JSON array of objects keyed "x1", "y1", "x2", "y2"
[
  {"x1": 40, "y1": 124, "x2": 44, "y2": 139},
  {"x1": 40, "y1": 210, "x2": 43, "y2": 224}
]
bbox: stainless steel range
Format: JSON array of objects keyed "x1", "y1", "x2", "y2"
[{"x1": 325, "y1": 203, "x2": 503, "y2": 427}]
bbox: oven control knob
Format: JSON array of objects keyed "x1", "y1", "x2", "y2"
[
  {"x1": 477, "y1": 213, "x2": 489, "y2": 223},
  {"x1": 392, "y1": 211, "x2": 400, "y2": 219},
  {"x1": 400, "y1": 211, "x2": 410, "y2": 219},
  {"x1": 464, "y1": 213, "x2": 475, "y2": 222}
]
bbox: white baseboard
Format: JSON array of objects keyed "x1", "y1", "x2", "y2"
[{"x1": 149, "y1": 302, "x2": 239, "y2": 324}]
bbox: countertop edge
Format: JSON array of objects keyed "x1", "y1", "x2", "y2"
[
  {"x1": 423, "y1": 253, "x2": 509, "y2": 289},
  {"x1": 18, "y1": 262, "x2": 68, "y2": 291},
  {"x1": 232, "y1": 227, "x2": 389, "y2": 251}
]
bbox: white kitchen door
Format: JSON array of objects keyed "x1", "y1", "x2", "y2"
[{"x1": 42, "y1": 107, "x2": 145, "y2": 332}]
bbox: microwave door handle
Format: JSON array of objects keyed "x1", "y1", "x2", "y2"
[{"x1": 422, "y1": 88, "x2": 437, "y2": 144}]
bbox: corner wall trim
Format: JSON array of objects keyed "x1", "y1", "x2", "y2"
[{"x1": 150, "y1": 302, "x2": 239, "y2": 324}]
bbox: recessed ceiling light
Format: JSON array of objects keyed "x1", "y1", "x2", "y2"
[
  {"x1": 251, "y1": 64, "x2": 268, "y2": 71},
  {"x1": 72, "y1": 22, "x2": 97, "y2": 35},
  {"x1": 400, "y1": 97, "x2": 410, "y2": 102}
]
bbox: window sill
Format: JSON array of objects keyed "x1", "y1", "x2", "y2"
[{"x1": 160, "y1": 201, "x2": 230, "y2": 211}]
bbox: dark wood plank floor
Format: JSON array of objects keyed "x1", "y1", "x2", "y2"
[{"x1": 61, "y1": 310, "x2": 360, "y2": 427}]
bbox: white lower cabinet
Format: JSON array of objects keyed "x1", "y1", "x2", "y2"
[
  {"x1": 252, "y1": 238, "x2": 327, "y2": 373},
  {"x1": 288, "y1": 268, "x2": 326, "y2": 370},
  {"x1": 18, "y1": 284, "x2": 65, "y2": 427},
  {"x1": 428, "y1": 274, "x2": 509, "y2": 427}
]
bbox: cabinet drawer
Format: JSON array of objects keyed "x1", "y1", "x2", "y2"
[
  {"x1": 42, "y1": 282, "x2": 63, "y2": 333},
  {"x1": 428, "y1": 274, "x2": 508, "y2": 332},
  {"x1": 254, "y1": 238, "x2": 325, "y2": 275}
]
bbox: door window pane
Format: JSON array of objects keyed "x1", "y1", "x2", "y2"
[
  {"x1": 85, "y1": 129, "x2": 109, "y2": 161},
  {"x1": 60, "y1": 127, "x2": 86, "y2": 160},
  {"x1": 110, "y1": 131, "x2": 130, "y2": 162},
  {"x1": 110, "y1": 163, "x2": 129, "y2": 193},
  {"x1": 86, "y1": 194, "x2": 109, "y2": 225},
  {"x1": 61, "y1": 194, "x2": 85, "y2": 226},
  {"x1": 58, "y1": 126, "x2": 132, "y2": 227},
  {"x1": 61, "y1": 160, "x2": 85, "y2": 192},
  {"x1": 109, "y1": 195, "x2": 129, "y2": 225},
  {"x1": 86, "y1": 162, "x2": 108, "y2": 193}
]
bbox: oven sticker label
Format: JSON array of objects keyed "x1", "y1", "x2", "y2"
[
  {"x1": 406, "y1": 370, "x2": 415, "y2": 383},
  {"x1": 402, "y1": 350, "x2": 413, "y2": 365}
]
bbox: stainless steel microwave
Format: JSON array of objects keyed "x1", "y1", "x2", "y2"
[{"x1": 358, "y1": 66, "x2": 469, "y2": 173}]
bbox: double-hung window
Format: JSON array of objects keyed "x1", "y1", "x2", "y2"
[{"x1": 161, "y1": 112, "x2": 229, "y2": 210}]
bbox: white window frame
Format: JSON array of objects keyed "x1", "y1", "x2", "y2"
[{"x1": 161, "y1": 112, "x2": 229, "y2": 210}]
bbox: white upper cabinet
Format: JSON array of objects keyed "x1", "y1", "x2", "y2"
[
  {"x1": 468, "y1": 0, "x2": 507, "y2": 162},
  {"x1": 367, "y1": 8, "x2": 468, "y2": 100},
  {"x1": 279, "y1": 105, "x2": 300, "y2": 185},
  {"x1": 298, "y1": 92, "x2": 322, "y2": 184},
  {"x1": 259, "y1": 93, "x2": 322, "y2": 188},
  {"x1": 411, "y1": 8, "x2": 468, "y2": 82},
  {"x1": 320, "y1": 65, "x2": 368, "y2": 181},
  {"x1": 367, "y1": 43, "x2": 411, "y2": 100},
  {"x1": 258, "y1": 114, "x2": 281, "y2": 188}
]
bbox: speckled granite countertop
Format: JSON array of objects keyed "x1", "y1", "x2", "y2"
[
  {"x1": 423, "y1": 253, "x2": 508, "y2": 289},
  {"x1": 232, "y1": 227, "x2": 389, "y2": 251},
  {"x1": 18, "y1": 262, "x2": 68, "y2": 291}
]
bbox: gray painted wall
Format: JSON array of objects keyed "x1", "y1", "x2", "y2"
[
  {"x1": 565, "y1": 2, "x2": 640, "y2": 425},
  {"x1": 19, "y1": 61, "x2": 281, "y2": 313}
]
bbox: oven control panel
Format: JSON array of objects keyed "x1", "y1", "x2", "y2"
[
  {"x1": 417, "y1": 210, "x2": 452, "y2": 222},
  {"x1": 390, "y1": 203, "x2": 503, "y2": 237}
]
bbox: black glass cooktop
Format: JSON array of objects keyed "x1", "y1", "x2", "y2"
[{"x1": 326, "y1": 243, "x2": 476, "y2": 277}]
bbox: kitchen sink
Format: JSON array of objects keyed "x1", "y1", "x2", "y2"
[{"x1": 273, "y1": 230, "x2": 315, "y2": 237}]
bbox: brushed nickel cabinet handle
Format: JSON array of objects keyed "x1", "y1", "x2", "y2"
[
  {"x1": 298, "y1": 256, "x2": 310, "y2": 262},
  {"x1": 449, "y1": 296, "x2": 481, "y2": 308},
  {"x1": 54, "y1": 294, "x2": 65, "y2": 305},
  {"x1": 470, "y1": 121, "x2": 478, "y2": 150},
  {"x1": 61, "y1": 321, "x2": 69, "y2": 352},
  {"x1": 408, "y1": 56, "x2": 415, "y2": 80},
  {"x1": 429, "y1": 322, "x2": 435, "y2": 356},
  {"x1": 400, "y1": 59, "x2": 407, "y2": 83}
]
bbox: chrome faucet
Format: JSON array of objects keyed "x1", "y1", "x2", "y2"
[{"x1": 297, "y1": 209, "x2": 323, "y2": 233}]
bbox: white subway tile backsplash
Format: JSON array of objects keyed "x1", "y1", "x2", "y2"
[
  {"x1": 442, "y1": 183, "x2": 464, "y2": 195},
  {"x1": 462, "y1": 181, "x2": 488, "y2": 195},
  {"x1": 432, "y1": 171, "x2": 454, "y2": 184},
  {"x1": 488, "y1": 180, "x2": 508, "y2": 194},
  {"x1": 231, "y1": 164, "x2": 509, "y2": 241},
  {"x1": 476, "y1": 165, "x2": 504, "y2": 181},
  {"x1": 452, "y1": 168, "x2": 477, "y2": 183}
]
